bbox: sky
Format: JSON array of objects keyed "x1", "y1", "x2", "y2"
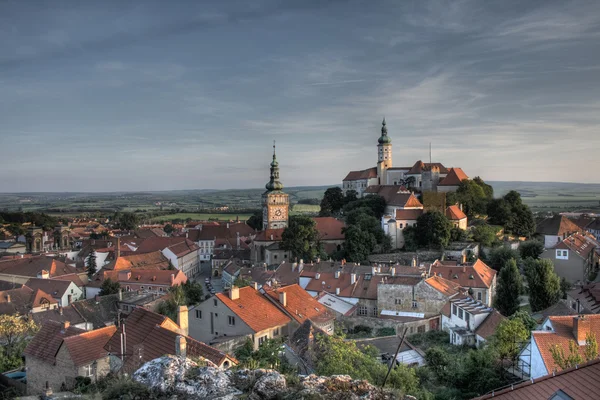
[{"x1": 1, "y1": 0, "x2": 600, "y2": 192}]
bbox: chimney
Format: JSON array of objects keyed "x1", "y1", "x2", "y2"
[
  {"x1": 63, "y1": 321, "x2": 70, "y2": 330},
  {"x1": 292, "y1": 262, "x2": 297, "y2": 272},
  {"x1": 351, "y1": 273, "x2": 357, "y2": 285},
  {"x1": 390, "y1": 267, "x2": 396, "y2": 276},
  {"x1": 236, "y1": 232, "x2": 240, "y2": 249},
  {"x1": 118, "y1": 288, "x2": 123, "y2": 301},
  {"x1": 227, "y1": 222, "x2": 230, "y2": 229},
  {"x1": 170, "y1": 274, "x2": 175, "y2": 285},
  {"x1": 315, "y1": 273, "x2": 320, "y2": 280},
  {"x1": 229, "y1": 286, "x2": 240, "y2": 301},
  {"x1": 177, "y1": 305, "x2": 189, "y2": 336},
  {"x1": 279, "y1": 291, "x2": 287, "y2": 307},
  {"x1": 411, "y1": 257, "x2": 417, "y2": 268},
  {"x1": 299, "y1": 260, "x2": 304, "y2": 273},
  {"x1": 335, "y1": 270, "x2": 341, "y2": 279},
  {"x1": 461, "y1": 253, "x2": 467, "y2": 265},
  {"x1": 253, "y1": 282, "x2": 258, "y2": 290},
  {"x1": 372, "y1": 266, "x2": 377, "y2": 275},
  {"x1": 573, "y1": 316, "x2": 591, "y2": 345},
  {"x1": 116, "y1": 237, "x2": 121, "y2": 258},
  {"x1": 5, "y1": 294, "x2": 11, "y2": 303},
  {"x1": 336, "y1": 287, "x2": 340, "y2": 295},
  {"x1": 270, "y1": 234, "x2": 273, "y2": 240},
  {"x1": 175, "y1": 335, "x2": 187, "y2": 358}
]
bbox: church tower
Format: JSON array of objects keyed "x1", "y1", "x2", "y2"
[
  {"x1": 262, "y1": 142, "x2": 289, "y2": 230},
  {"x1": 376, "y1": 118, "x2": 392, "y2": 184}
]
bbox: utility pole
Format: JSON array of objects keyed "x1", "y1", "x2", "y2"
[{"x1": 381, "y1": 327, "x2": 409, "y2": 388}]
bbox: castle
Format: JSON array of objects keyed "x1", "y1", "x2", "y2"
[{"x1": 342, "y1": 119, "x2": 469, "y2": 197}]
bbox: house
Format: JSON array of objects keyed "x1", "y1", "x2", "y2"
[
  {"x1": 541, "y1": 233, "x2": 599, "y2": 284},
  {"x1": 0, "y1": 241, "x2": 27, "y2": 255},
  {"x1": 441, "y1": 296, "x2": 504, "y2": 347},
  {"x1": 436, "y1": 168, "x2": 469, "y2": 193},
  {"x1": 86, "y1": 269, "x2": 187, "y2": 298},
  {"x1": 429, "y1": 259, "x2": 497, "y2": 306},
  {"x1": 0, "y1": 285, "x2": 58, "y2": 315},
  {"x1": 475, "y1": 358, "x2": 600, "y2": 400},
  {"x1": 121, "y1": 237, "x2": 201, "y2": 277},
  {"x1": 585, "y1": 219, "x2": 600, "y2": 241},
  {"x1": 102, "y1": 251, "x2": 171, "y2": 271},
  {"x1": 446, "y1": 205, "x2": 468, "y2": 230},
  {"x1": 263, "y1": 284, "x2": 335, "y2": 335},
  {"x1": 221, "y1": 258, "x2": 249, "y2": 289},
  {"x1": 24, "y1": 278, "x2": 83, "y2": 306},
  {"x1": 536, "y1": 215, "x2": 581, "y2": 249},
  {"x1": 212, "y1": 249, "x2": 251, "y2": 278},
  {"x1": 316, "y1": 292, "x2": 358, "y2": 317},
  {"x1": 24, "y1": 322, "x2": 116, "y2": 395},
  {"x1": 0, "y1": 256, "x2": 78, "y2": 285},
  {"x1": 188, "y1": 286, "x2": 291, "y2": 350},
  {"x1": 186, "y1": 222, "x2": 255, "y2": 261},
  {"x1": 519, "y1": 315, "x2": 600, "y2": 379},
  {"x1": 104, "y1": 306, "x2": 235, "y2": 373},
  {"x1": 566, "y1": 283, "x2": 600, "y2": 314}
]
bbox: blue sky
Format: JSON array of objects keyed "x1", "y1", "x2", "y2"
[{"x1": 1, "y1": 0, "x2": 599, "y2": 192}]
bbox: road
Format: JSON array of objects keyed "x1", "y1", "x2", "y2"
[{"x1": 195, "y1": 261, "x2": 224, "y2": 296}]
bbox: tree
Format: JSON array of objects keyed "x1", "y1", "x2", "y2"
[
  {"x1": 233, "y1": 276, "x2": 253, "y2": 288},
  {"x1": 246, "y1": 211, "x2": 263, "y2": 231},
  {"x1": 344, "y1": 190, "x2": 358, "y2": 204},
  {"x1": 519, "y1": 240, "x2": 544, "y2": 260},
  {"x1": 163, "y1": 224, "x2": 174, "y2": 235},
  {"x1": 472, "y1": 224, "x2": 498, "y2": 247},
  {"x1": 343, "y1": 195, "x2": 386, "y2": 220},
  {"x1": 319, "y1": 187, "x2": 345, "y2": 216},
  {"x1": 494, "y1": 259, "x2": 522, "y2": 317},
  {"x1": 488, "y1": 191, "x2": 535, "y2": 238},
  {"x1": 550, "y1": 333, "x2": 597, "y2": 370},
  {"x1": 488, "y1": 246, "x2": 520, "y2": 272},
  {"x1": 99, "y1": 278, "x2": 121, "y2": 296},
  {"x1": 524, "y1": 258, "x2": 561, "y2": 312},
  {"x1": 451, "y1": 179, "x2": 492, "y2": 217},
  {"x1": 487, "y1": 198, "x2": 511, "y2": 226},
  {"x1": 511, "y1": 310, "x2": 537, "y2": 332},
  {"x1": 342, "y1": 225, "x2": 376, "y2": 262},
  {"x1": 0, "y1": 315, "x2": 38, "y2": 372},
  {"x1": 492, "y1": 318, "x2": 529, "y2": 361},
  {"x1": 450, "y1": 227, "x2": 467, "y2": 242},
  {"x1": 402, "y1": 226, "x2": 419, "y2": 252},
  {"x1": 113, "y1": 212, "x2": 139, "y2": 230},
  {"x1": 87, "y1": 250, "x2": 97, "y2": 278},
  {"x1": 415, "y1": 211, "x2": 452, "y2": 249},
  {"x1": 508, "y1": 204, "x2": 536, "y2": 238},
  {"x1": 425, "y1": 346, "x2": 451, "y2": 380},
  {"x1": 157, "y1": 284, "x2": 187, "y2": 322},
  {"x1": 560, "y1": 277, "x2": 572, "y2": 300},
  {"x1": 281, "y1": 216, "x2": 322, "y2": 262},
  {"x1": 182, "y1": 280, "x2": 204, "y2": 306}
]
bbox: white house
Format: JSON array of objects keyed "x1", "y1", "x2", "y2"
[
  {"x1": 161, "y1": 239, "x2": 201, "y2": 278},
  {"x1": 441, "y1": 297, "x2": 504, "y2": 347},
  {"x1": 25, "y1": 278, "x2": 84, "y2": 307}
]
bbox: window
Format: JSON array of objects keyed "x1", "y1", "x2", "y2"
[
  {"x1": 399, "y1": 223, "x2": 403, "y2": 228},
  {"x1": 83, "y1": 364, "x2": 94, "y2": 377},
  {"x1": 357, "y1": 306, "x2": 368, "y2": 316},
  {"x1": 477, "y1": 292, "x2": 482, "y2": 301},
  {"x1": 556, "y1": 250, "x2": 569, "y2": 260},
  {"x1": 126, "y1": 285, "x2": 131, "y2": 291},
  {"x1": 196, "y1": 310, "x2": 202, "y2": 319},
  {"x1": 258, "y1": 336, "x2": 267, "y2": 346},
  {"x1": 409, "y1": 326, "x2": 414, "y2": 334},
  {"x1": 372, "y1": 307, "x2": 378, "y2": 317},
  {"x1": 228, "y1": 316, "x2": 235, "y2": 326},
  {"x1": 465, "y1": 312, "x2": 470, "y2": 325},
  {"x1": 452, "y1": 304, "x2": 457, "y2": 315},
  {"x1": 412, "y1": 301, "x2": 418, "y2": 309},
  {"x1": 458, "y1": 309, "x2": 463, "y2": 319},
  {"x1": 395, "y1": 298, "x2": 402, "y2": 305},
  {"x1": 417, "y1": 325, "x2": 425, "y2": 333},
  {"x1": 214, "y1": 299, "x2": 218, "y2": 307},
  {"x1": 274, "y1": 327, "x2": 279, "y2": 336},
  {"x1": 215, "y1": 313, "x2": 218, "y2": 317},
  {"x1": 71, "y1": 289, "x2": 74, "y2": 294},
  {"x1": 122, "y1": 305, "x2": 129, "y2": 312},
  {"x1": 159, "y1": 287, "x2": 164, "y2": 292},
  {"x1": 140, "y1": 286, "x2": 144, "y2": 290},
  {"x1": 148, "y1": 287, "x2": 153, "y2": 291}
]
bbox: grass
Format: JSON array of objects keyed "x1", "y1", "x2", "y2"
[
  {"x1": 291, "y1": 204, "x2": 320, "y2": 214},
  {"x1": 150, "y1": 213, "x2": 253, "y2": 222}
]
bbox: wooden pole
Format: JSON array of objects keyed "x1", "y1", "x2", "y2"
[{"x1": 382, "y1": 327, "x2": 409, "y2": 388}]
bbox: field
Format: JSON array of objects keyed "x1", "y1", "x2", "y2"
[{"x1": 150, "y1": 213, "x2": 253, "y2": 223}]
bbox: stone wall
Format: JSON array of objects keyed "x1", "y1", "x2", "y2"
[
  {"x1": 377, "y1": 280, "x2": 449, "y2": 317},
  {"x1": 210, "y1": 334, "x2": 252, "y2": 354},
  {"x1": 337, "y1": 314, "x2": 439, "y2": 336},
  {"x1": 369, "y1": 251, "x2": 442, "y2": 265}
]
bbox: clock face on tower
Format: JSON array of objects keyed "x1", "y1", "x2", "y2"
[{"x1": 269, "y1": 206, "x2": 288, "y2": 220}]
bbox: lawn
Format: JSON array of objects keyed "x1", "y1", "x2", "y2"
[
  {"x1": 291, "y1": 204, "x2": 321, "y2": 214},
  {"x1": 150, "y1": 213, "x2": 253, "y2": 222}
]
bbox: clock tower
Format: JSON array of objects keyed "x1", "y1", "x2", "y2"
[{"x1": 262, "y1": 142, "x2": 289, "y2": 230}]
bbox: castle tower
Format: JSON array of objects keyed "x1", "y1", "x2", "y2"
[
  {"x1": 376, "y1": 118, "x2": 392, "y2": 184},
  {"x1": 262, "y1": 142, "x2": 289, "y2": 230}
]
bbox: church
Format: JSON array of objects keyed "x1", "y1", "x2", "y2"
[
  {"x1": 342, "y1": 119, "x2": 469, "y2": 197},
  {"x1": 251, "y1": 143, "x2": 346, "y2": 264}
]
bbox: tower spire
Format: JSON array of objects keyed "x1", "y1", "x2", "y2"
[{"x1": 265, "y1": 142, "x2": 283, "y2": 192}]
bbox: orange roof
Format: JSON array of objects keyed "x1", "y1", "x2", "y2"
[
  {"x1": 24, "y1": 321, "x2": 86, "y2": 364},
  {"x1": 430, "y1": 259, "x2": 496, "y2": 289},
  {"x1": 254, "y1": 228, "x2": 285, "y2": 242},
  {"x1": 264, "y1": 284, "x2": 333, "y2": 324},
  {"x1": 554, "y1": 233, "x2": 596, "y2": 259},
  {"x1": 364, "y1": 186, "x2": 423, "y2": 208},
  {"x1": 394, "y1": 209, "x2": 423, "y2": 221},
  {"x1": 63, "y1": 326, "x2": 117, "y2": 367},
  {"x1": 425, "y1": 275, "x2": 463, "y2": 297},
  {"x1": 438, "y1": 168, "x2": 469, "y2": 186},
  {"x1": 0, "y1": 256, "x2": 77, "y2": 278},
  {"x1": 0, "y1": 286, "x2": 57, "y2": 315},
  {"x1": 446, "y1": 205, "x2": 467, "y2": 220},
  {"x1": 216, "y1": 287, "x2": 291, "y2": 333},
  {"x1": 105, "y1": 251, "x2": 171, "y2": 271},
  {"x1": 533, "y1": 315, "x2": 600, "y2": 374},
  {"x1": 313, "y1": 217, "x2": 346, "y2": 241},
  {"x1": 102, "y1": 269, "x2": 187, "y2": 286},
  {"x1": 343, "y1": 167, "x2": 377, "y2": 181},
  {"x1": 536, "y1": 215, "x2": 581, "y2": 236},
  {"x1": 474, "y1": 310, "x2": 505, "y2": 339}
]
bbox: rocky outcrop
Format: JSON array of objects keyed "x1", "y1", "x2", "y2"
[{"x1": 132, "y1": 355, "x2": 417, "y2": 400}]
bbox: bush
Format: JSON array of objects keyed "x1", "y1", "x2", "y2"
[
  {"x1": 101, "y1": 377, "x2": 152, "y2": 400},
  {"x1": 376, "y1": 327, "x2": 396, "y2": 337}
]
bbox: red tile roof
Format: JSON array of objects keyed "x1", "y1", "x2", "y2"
[
  {"x1": 131, "y1": 237, "x2": 190, "y2": 254},
  {"x1": 475, "y1": 358, "x2": 600, "y2": 400},
  {"x1": 24, "y1": 321, "x2": 85, "y2": 364},
  {"x1": 343, "y1": 167, "x2": 377, "y2": 181},
  {"x1": 63, "y1": 326, "x2": 117, "y2": 367},
  {"x1": 104, "y1": 251, "x2": 170, "y2": 271},
  {"x1": 438, "y1": 168, "x2": 469, "y2": 186},
  {"x1": 536, "y1": 215, "x2": 581, "y2": 237},
  {"x1": 254, "y1": 228, "x2": 285, "y2": 242},
  {"x1": 364, "y1": 186, "x2": 423, "y2": 208},
  {"x1": 313, "y1": 217, "x2": 346, "y2": 241},
  {"x1": 0, "y1": 285, "x2": 57, "y2": 315},
  {"x1": 446, "y1": 205, "x2": 467, "y2": 220},
  {"x1": 430, "y1": 259, "x2": 496, "y2": 289},
  {"x1": 264, "y1": 284, "x2": 334, "y2": 324},
  {"x1": 186, "y1": 223, "x2": 255, "y2": 242},
  {"x1": 0, "y1": 256, "x2": 76, "y2": 278},
  {"x1": 24, "y1": 278, "x2": 75, "y2": 299},
  {"x1": 394, "y1": 209, "x2": 423, "y2": 220},
  {"x1": 102, "y1": 269, "x2": 187, "y2": 286},
  {"x1": 554, "y1": 233, "x2": 596, "y2": 260},
  {"x1": 216, "y1": 287, "x2": 291, "y2": 333},
  {"x1": 424, "y1": 275, "x2": 463, "y2": 297},
  {"x1": 474, "y1": 310, "x2": 505, "y2": 339},
  {"x1": 165, "y1": 239, "x2": 199, "y2": 257},
  {"x1": 406, "y1": 161, "x2": 449, "y2": 175}
]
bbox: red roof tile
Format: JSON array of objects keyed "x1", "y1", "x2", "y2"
[
  {"x1": 425, "y1": 275, "x2": 463, "y2": 297},
  {"x1": 264, "y1": 284, "x2": 334, "y2": 324},
  {"x1": 63, "y1": 326, "x2": 117, "y2": 367},
  {"x1": 0, "y1": 256, "x2": 76, "y2": 278},
  {"x1": 0, "y1": 285, "x2": 57, "y2": 315},
  {"x1": 430, "y1": 259, "x2": 496, "y2": 289},
  {"x1": 343, "y1": 167, "x2": 377, "y2": 181},
  {"x1": 474, "y1": 310, "x2": 505, "y2": 339},
  {"x1": 24, "y1": 321, "x2": 85, "y2": 364},
  {"x1": 446, "y1": 205, "x2": 467, "y2": 220},
  {"x1": 364, "y1": 186, "x2": 423, "y2": 208},
  {"x1": 313, "y1": 217, "x2": 346, "y2": 241},
  {"x1": 536, "y1": 215, "x2": 581, "y2": 236},
  {"x1": 394, "y1": 209, "x2": 423, "y2": 220},
  {"x1": 254, "y1": 228, "x2": 285, "y2": 242},
  {"x1": 438, "y1": 168, "x2": 469, "y2": 186},
  {"x1": 554, "y1": 233, "x2": 596, "y2": 259},
  {"x1": 216, "y1": 287, "x2": 291, "y2": 333}
]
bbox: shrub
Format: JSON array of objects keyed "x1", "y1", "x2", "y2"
[{"x1": 376, "y1": 327, "x2": 396, "y2": 337}]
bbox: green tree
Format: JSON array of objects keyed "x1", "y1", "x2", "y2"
[
  {"x1": 508, "y1": 204, "x2": 536, "y2": 238},
  {"x1": 246, "y1": 210, "x2": 263, "y2": 231},
  {"x1": 319, "y1": 187, "x2": 345, "y2": 216},
  {"x1": 511, "y1": 310, "x2": 537, "y2": 332},
  {"x1": 402, "y1": 226, "x2": 419, "y2": 252},
  {"x1": 560, "y1": 277, "x2": 572, "y2": 300},
  {"x1": 99, "y1": 278, "x2": 121, "y2": 296},
  {"x1": 487, "y1": 198, "x2": 511, "y2": 226},
  {"x1": 494, "y1": 259, "x2": 522, "y2": 316},
  {"x1": 344, "y1": 189, "x2": 358, "y2": 204},
  {"x1": 425, "y1": 346, "x2": 451, "y2": 381},
  {"x1": 0, "y1": 315, "x2": 39, "y2": 372},
  {"x1": 549, "y1": 333, "x2": 597, "y2": 370},
  {"x1": 472, "y1": 224, "x2": 498, "y2": 247},
  {"x1": 342, "y1": 225, "x2": 376, "y2": 262},
  {"x1": 519, "y1": 240, "x2": 544, "y2": 260},
  {"x1": 343, "y1": 195, "x2": 386, "y2": 219},
  {"x1": 416, "y1": 210, "x2": 452, "y2": 249},
  {"x1": 488, "y1": 246, "x2": 520, "y2": 272},
  {"x1": 488, "y1": 191, "x2": 535, "y2": 238},
  {"x1": 451, "y1": 179, "x2": 492, "y2": 217},
  {"x1": 87, "y1": 251, "x2": 97, "y2": 278},
  {"x1": 163, "y1": 224, "x2": 174, "y2": 235},
  {"x1": 280, "y1": 216, "x2": 322, "y2": 262},
  {"x1": 492, "y1": 318, "x2": 529, "y2": 361},
  {"x1": 182, "y1": 280, "x2": 204, "y2": 306},
  {"x1": 233, "y1": 276, "x2": 253, "y2": 288},
  {"x1": 450, "y1": 227, "x2": 467, "y2": 242},
  {"x1": 524, "y1": 258, "x2": 561, "y2": 312},
  {"x1": 157, "y1": 284, "x2": 187, "y2": 321}
]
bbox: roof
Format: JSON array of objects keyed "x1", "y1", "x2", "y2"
[
  {"x1": 216, "y1": 287, "x2": 291, "y2": 333},
  {"x1": 0, "y1": 285, "x2": 58, "y2": 315},
  {"x1": 394, "y1": 209, "x2": 423, "y2": 221},
  {"x1": 104, "y1": 251, "x2": 170, "y2": 271},
  {"x1": 474, "y1": 310, "x2": 506, "y2": 339},
  {"x1": 536, "y1": 215, "x2": 581, "y2": 237},
  {"x1": 567, "y1": 283, "x2": 600, "y2": 314},
  {"x1": 130, "y1": 237, "x2": 191, "y2": 254},
  {"x1": 24, "y1": 278, "x2": 75, "y2": 299},
  {"x1": 316, "y1": 292, "x2": 357, "y2": 316},
  {"x1": 532, "y1": 315, "x2": 600, "y2": 374},
  {"x1": 446, "y1": 205, "x2": 467, "y2": 220},
  {"x1": 343, "y1": 167, "x2": 377, "y2": 182},
  {"x1": 24, "y1": 321, "x2": 85, "y2": 364},
  {"x1": 186, "y1": 223, "x2": 255, "y2": 242},
  {"x1": 264, "y1": 284, "x2": 333, "y2": 325},
  {"x1": 532, "y1": 300, "x2": 579, "y2": 321},
  {"x1": 0, "y1": 256, "x2": 77, "y2": 278},
  {"x1": 430, "y1": 259, "x2": 496, "y2": 289},
  {"x1": 62, "y1": 326, "x2": 117, "y2": 367},
  {"x1": 425, "y1": 275, "x2": 463, "y2": 297},
  {"x1": 364, "y1": 186, "x2": 423, "y2": 208},
  {"x1": 165, "y1": 239, "x2": 199, "y2": 257},
  {"x1": 438, "y1": 168, "x2": 469, "y2": 186},
  {"x1": 31, "y1": 304, "x2": 87, "y2": 327},
  {"x1": 476, "y1": 359, "x2": 600, "y2": 400},
  {"x1": 313, "y1": 217, "x2": 346, "y2": 241},
  {"x1": 254, "y1": 228, "x2": 285, "y2": 242},
  {"x1": 406, "y1": 160, "x2": 449, "y2": 175},
  {"x1": 448, "y1": 296, "x2": 494, "y2": 316},
  {"x1": 102, "y1": 269, "x2": 187, "y2": 286},
  {"x1": 553, "y1": 233, "x2": 597, "y2": 260},
  {"x1": 134, "y1": 228, "x2": 166, "y2": 239}
]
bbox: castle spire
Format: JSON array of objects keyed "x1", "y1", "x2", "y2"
[
  {"x1": 265, "y1": 141, "x2": 284, "y2": 191},
  {"x1": 378, "y1": 117, "x2": 391, "y2": 144}
]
